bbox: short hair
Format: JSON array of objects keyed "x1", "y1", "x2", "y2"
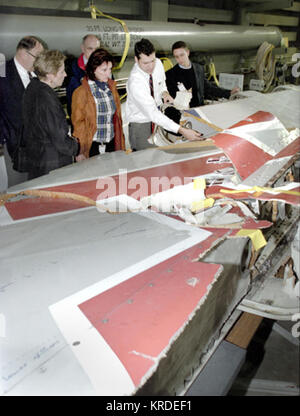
[
  {"x1": 86, "y1": 48, "x2": 114, "y2": 81},
  {"x1": 134, "y1": 38, "x2": 155, "y2": 59},
  {"x1": 16, "y1": 35, "x2": 46, "y2": 51},
  {"x1": 33, "y1": 50, "x2": 65, "y2": 78},
  {"x1": 172, "y1": 41, "x2": 188, "y2": 52},
  {"x1": 82, "y1": 34, "x2": 101, "y2": 44}
]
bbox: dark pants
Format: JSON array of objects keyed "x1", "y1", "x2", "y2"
[{"x1": 89, "y1": 138, "x2": 115, "y2": 157}]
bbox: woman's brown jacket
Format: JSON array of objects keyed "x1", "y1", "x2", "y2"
[{"x1": 71, "y1": 77, "x2": 125, "y2": 158}]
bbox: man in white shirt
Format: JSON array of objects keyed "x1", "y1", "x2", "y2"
[
  {"x1": 0, "y1": 35, "x2": 44, "y2": 187},
  {"x1": 126, "y1": 38, "x2": 202, "y2": 150}
]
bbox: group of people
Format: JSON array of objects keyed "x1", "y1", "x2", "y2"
[{"x1": 0, "y1": 33, "x2": 239, "y2": 186}]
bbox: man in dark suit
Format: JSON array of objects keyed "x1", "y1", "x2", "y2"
[{"x1": 0, "y1": 36, "x2": 44, "y2": 187}]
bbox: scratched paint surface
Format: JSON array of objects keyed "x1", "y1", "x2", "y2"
[
  {"x1": 78, "y1": 248, "x2": 222, "y2": 387},
  {"x1": 5, "y1": 155, "x2": 232, "y2": 220},
  {"x1": 212, "y1": 111, "x2": 300, "y2": 181}
]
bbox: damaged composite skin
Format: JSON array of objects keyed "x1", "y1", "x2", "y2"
[{"x1": 0, "y1": 86, "x2": 299, "y2": 396}]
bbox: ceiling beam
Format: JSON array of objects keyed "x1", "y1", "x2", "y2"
[
  {"x1": 168, "y1": 5, "x2": 233, "y2": 22},
  {"x1": 247, "y1": 12, "x2": 299, "y2": 26},
  {"x1": 243, "y1": 0, "x2": 293, "y2": 12}
]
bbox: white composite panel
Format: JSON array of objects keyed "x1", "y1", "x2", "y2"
[
  {"x1": 7, "y1": 146, "x2": 221, "y2": 192},
  {"x1": 196, "y1": 88, "x2": 300, "y2": 130},
  {"x1": 0, "y1": 203, "x2": 210, "y2": 395}
]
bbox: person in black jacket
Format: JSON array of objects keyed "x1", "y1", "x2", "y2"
[
  {"x1": 22, "y1": 50, "x2": 82, "y2": 179},
  {"x1": 0, "y1": 35, "x2": 45, "y2": 186},
  {"x1": 66, "y1": 34, "x2": 100, "y2": 118},
  {"x1": 166, "y1": 41, "x2": 239, "y2": 115}
]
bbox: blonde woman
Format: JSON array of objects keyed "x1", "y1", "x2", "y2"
[{"x1": 22, "y1": 50, "x2": 81, "y2": 179}]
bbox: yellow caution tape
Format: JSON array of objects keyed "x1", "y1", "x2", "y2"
[
  {"x1": 90, "y1": 5, "x2": 130, "y2": 70},
  {"x1": 236, "y1": 229, "x2": 267, "y2": 251},
  {"x1": 119, "y1": 92, "x2": 127, "y2": 102},
  {"x1": 160, "y1": 57, "x2": 174, "y2": 72},
  {"x1": 191, "y1": 198, "x2": 215, "y2": 212},
  {"x1": 220, "y1": 186, "x2": 300, "y2": 197},
  {"x1": 207, "y1": 61, "x2": 219, "y2": 86},
  {"x1": 193, "y1": 178, "x2": 206, "y2": 190},
  {"x1": 90, "y1": 6, "x2": 97, "y2": 19}
]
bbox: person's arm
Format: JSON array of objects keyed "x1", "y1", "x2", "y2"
[
  {"x1": 0, "y1": 81, "x2": 8, "y2": 146},
  {"x1": 127, "y1": 73, "x2": 179, "y2": 133},
  {"x1": 41, "y1": 91, "x2": 79, "y2": 157},
  {"x1": 178, "y1": 126, "x2": 203, "y2": 141},
  {"x1": 128, "y1": 72, "x2": 203, "y2": 141},
  {"x1": 194, "y1": 63, "x2": 229, "y2": 100},
  {"x1": 66, "y1": 76, "x2": 81, "y2": 116},
  {"x1": 110, "y1": 80, "x2": 126, "y2": 151},
  {"x1": 71, "y1": 87, "x2": 90, "y2": 157},
  {"x1": 157, "y1": 60, "x2": 174, "y2": 104},
  {"x1": 230, "y1": 87, "x2": 240, "y2": 95},
  {"x1": 165, "y1": 67, "x2": 178, "y2": 100},
  {"x1": 204, "y1": 76, "x2": 231, "y2": 100},
  {"x1": 161, "y1": 90, "x2": 174, "y2": 104}
]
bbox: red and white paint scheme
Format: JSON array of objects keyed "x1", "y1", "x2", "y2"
[{"x1": 1, "y1": 88, "x2": 299, "y2": 396}]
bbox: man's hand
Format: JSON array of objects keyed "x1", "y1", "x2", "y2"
[
  {"x1": 76, "y1": 154, "x2": 86, "y2": 162},
  {"x1": 179, "y1": 126, "x2": 203, "y2": 141},
  {"x1": 162, "y1": 91, "x2": 174, "y2": 104},
  {"x1": 230, "y1": 87, "x2": 240, "y2": 95}
]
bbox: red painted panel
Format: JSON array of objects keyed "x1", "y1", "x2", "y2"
[
  {"x1": 211, "y1": 112, "x2": 300, "y2": 181},
  {"x1": 5, "y1": 111, "x2": 299, "y2": 221},
  {"x1": 78, "y1": 244, "x2": 222, "y2": 387},
  {"x1": 212, "y1": 133, "x2": 272, "y2": 180},
  {"x1": 229, "y1": 111, "x2": 276, "y2": 128},
  {"x1": 5, "y1": 155, "x2": 232, "y2": 220},
  {"x1": 3, "y1": 197, "x2": 90, "y2": 220},
  {"x1": 275, "y1": 137, "x2": 300, "y2": 159}
]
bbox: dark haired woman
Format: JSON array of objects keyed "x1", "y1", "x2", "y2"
[{"x1": 71, "y1": 48, "x2": 125, "y2": 158}]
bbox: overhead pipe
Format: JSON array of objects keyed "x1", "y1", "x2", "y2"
[{"x1": 0, "y1": 13, "x2": 283, "y2": 60}]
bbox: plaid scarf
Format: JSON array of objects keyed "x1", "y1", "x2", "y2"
[{"x1": 89, "y1": 80, "x2": 116, "y2": 143}]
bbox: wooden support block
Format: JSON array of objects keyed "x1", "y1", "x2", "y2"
[{"x1": 225, "y1": 312, "x2": 263, "y2": 349}]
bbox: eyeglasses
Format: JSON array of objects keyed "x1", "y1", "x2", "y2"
[{"x1": 26, "y1": 50, "x2": 37, "y2": 58}]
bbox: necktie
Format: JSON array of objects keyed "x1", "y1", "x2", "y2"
[
  {"x1": 28, "y1": 71, "x2": 33, "y2": 81},
  {"x1": 149, "y1": 74, "x2": 155, "y2": 133},
  {"x1": 149, "y1": 74, "x2": 154, "y2": 98}
]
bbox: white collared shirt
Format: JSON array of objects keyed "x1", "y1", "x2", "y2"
[
  {"x1": 179, "y1": 63, "x2": 192, "y2": 69},
  {"x1": 125, "y1": 58, "x2": 180, "y2": 133},
  {"x1": 14, "y1": 57, "x2": 35, "y2": 88}
]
